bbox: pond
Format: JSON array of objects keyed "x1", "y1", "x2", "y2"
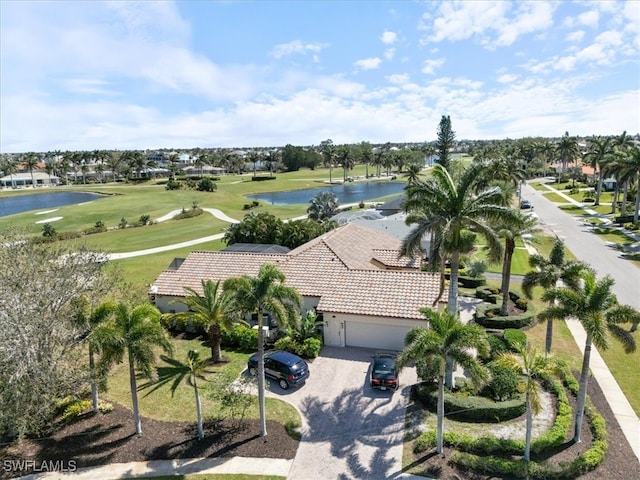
[
  {"x1": 0, "y1": 191, "x2": 106, "y2": 218},
  {"x1": 247, "y1": 180, "x2": 406, "y2": 205}
]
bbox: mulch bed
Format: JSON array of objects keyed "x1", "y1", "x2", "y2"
[
  {"x1": 406, "y1": 376, "x2": 640, "y2": 479},
  {"x1": 0, "y1": 405, "x2": 297, "y2": 479}
]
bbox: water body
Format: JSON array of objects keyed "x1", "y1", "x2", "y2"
[
  {"x1": 0, "y1": 191, "x2": 106, "y2": 217},
  {"x1": 247, "y1": 181, "x2": 406, "y2": 205}
]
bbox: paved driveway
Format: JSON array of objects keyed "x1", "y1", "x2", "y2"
[{"x1": 264, "y1": 346, "x2": 418, "y2": 480}]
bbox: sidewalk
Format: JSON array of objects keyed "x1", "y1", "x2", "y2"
[{"x1": 16, "y1": 457, "x2": 293, "y2": 480}]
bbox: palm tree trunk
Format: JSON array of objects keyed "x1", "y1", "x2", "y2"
[
  {"x1": 634, "y1": 178, "x2": 640, "y2": 223},
  {"x1": 524, "y1": 396, "x2": 533, "y2": 461},
  {"x1": 621, "y1": 181, "x2": 629, "y2": 215},
  {"x1": 574, "y1": 334, "x2": 592, "y2": 443},
  {"x1": 194, "y1": 380, "x2": 204, "y2": 440},
  {"x1": 545, "y1": 315, "x2": 554, "y2": 355},
  {"x1": 129, "y1": 351, "x2": 142, "y2": 435},
  {"x1": 595, "y1": 170, "x2": 603, "y2": 205},
  {"x1": 89, "y1": 347, "x2": 99, "y2": 413},
  {"x1": 257, "y1": 310, "x2": 268, "y2": 437},
  {"x1": 611, "y1": 183, "x2": 619, "y2": 214},
  {"x1": 500, "y1": 242, "x2": 514, "y2": 317},
  {"x1": 445, "y1": 251, "x2": 460, "y2": 388},
  {"x1": 436, "y1": 374, "x2": 445, "y2": 454},
  {"x1": 208, "y1": 324, "x2": 222, "y2": 362}
]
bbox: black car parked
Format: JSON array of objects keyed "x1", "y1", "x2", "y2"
[
  {"x1": 247, "y1": 350, "x2": 310, "y2": 390},
  {"x1": 370, "y1": 352, "x2": 399, "y2": 391}
]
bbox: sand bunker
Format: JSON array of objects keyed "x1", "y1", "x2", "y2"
[{"x1": 35, "y1": 216, "x2": 63, "y2": 224}]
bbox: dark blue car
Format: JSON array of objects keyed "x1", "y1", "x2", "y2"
[
  {"x1": 370, "y1": 352, "x2": 399, "y2": 391},
  {"x1": 247, "y1": 350, "x2": 310, "y2": 390}
]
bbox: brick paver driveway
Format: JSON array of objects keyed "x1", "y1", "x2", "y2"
[{"x1": 265, "y1": 346, "x2": 418, "y2": 480}]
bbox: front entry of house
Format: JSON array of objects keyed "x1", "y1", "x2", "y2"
[{"x1": 323, "y1": 318, "x2": 345, "y2": 347}]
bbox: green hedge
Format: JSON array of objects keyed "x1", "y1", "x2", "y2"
[
  {"x1": 474, "y1": 302, "x2": 536, "y2": 329},
  {"x1": 412, "y1": 383, "x2": 526, "y2": 423}
]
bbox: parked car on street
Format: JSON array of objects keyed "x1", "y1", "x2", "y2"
[
  {"x1": 369, "y1": 352, "x2": 399, "y2": 391},
  {"x1": 247, "y1": 350, "x2": 310, "y2": 390},
  {"x1": 520, "y1": 199, "x2": 533, "y2": 209}
]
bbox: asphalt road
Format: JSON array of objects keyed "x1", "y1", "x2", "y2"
[{"x1": 520, "y1": 182, "x2": 640, "y2": 310}]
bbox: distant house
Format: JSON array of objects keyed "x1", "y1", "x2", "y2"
[
  {"x1": 0, "y1": 172, "x2": 59, "y2": 188},
  {"x1": 151, "y1": 223, "x2": 443, "y2": 351}
]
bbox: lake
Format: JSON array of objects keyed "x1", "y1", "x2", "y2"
[
  {"x1": 0, "y1": 191, "x2": 106, "y2": 217},
  {"x1": 247, "y1": 180, "x2": 406, "y2": 205}
]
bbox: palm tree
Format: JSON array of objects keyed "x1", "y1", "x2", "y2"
[
  {"x1": 402, "y1": 163, "x2": 516, "y2": 316},
  {"x1": 583, "y1": 136, "x2": 615, "y2": 206},
  {"x1": 403, "y1": 163, "x2": 422, "y2": 185},
  {"x1": 307, "y1": 191, "x2": 339, "y2": 221},
  {"x1": 556, "y1": 132, "x2": 580, "y2": 176},
  {"x1": 496, "y1": 211, "x2": 539, "y2": 317},
  {"x1": 71, "y1": 297, "x2": 116, "y2": 413},
  {"x1": 619, "y1": 145, "x2": 640, "y2": 222},
  {"x1": 320, "y1": 139, "x2": 335, "y2": 183},
  {"x1": 1, "y1": 158, "x2": 17, "y2": 188},
  {"x1": 95, "y1": 302, "x2": 173, "y2": 435},
  {"x1": 223, "y1": 264, "x2": 301, "y2": 437},
  {"x1": 540, "y1": 271, "x2": 639, "y2": 442},
  {"x1": 145, "y1": 349, "x2": 210, "y2": 440},
  {"x1": 396, "y1": 309, "x2": 489, "y2": 454},
  {"x1": 23, "y1": 153, "x2": 39, "y2": 188},
  {"x1": 495, "y1": 345, "x2": 556, "y2": 461},
  {"x1": 167, "y1": 280, "x2": 245, "y2": 362},
  {"x1": 535, "y1": 139, "x2": 555, "y2": 177},
  {"x1": 522, "y1": 239, "x2": 588, "y2": 354},
  {"x1": 336, "y1": 145, "x2": 354, "y2": 182},
  {"x1": 360, "y1": 141, "x2": 373, "y2": 178}
]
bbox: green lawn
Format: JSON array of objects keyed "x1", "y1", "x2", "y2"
[
  {"x1": 542, "y1": 192, "x2": 572, "y2": 203},
  {"x1": 104, "y1": 336, "x2": 301, "y2": 428}
]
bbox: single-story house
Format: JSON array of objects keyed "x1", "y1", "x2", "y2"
[
  {"x1": 1, "y1": 172, "x2": 59, "y2": 188},
  {"x1": 152, "y1": 223, "x2": 445, "y2": 351}
]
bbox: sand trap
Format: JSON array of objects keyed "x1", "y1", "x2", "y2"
[
  {"x1": 35, "y1": 216, "x2": 63, "y2": 224},
  {"x1": 35, "y1": 209, "x2": 59, "y2": 215}
]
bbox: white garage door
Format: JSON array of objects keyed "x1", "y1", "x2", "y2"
[{"x1": 345, "y1": 321, "x2": 411, "y2": 351}]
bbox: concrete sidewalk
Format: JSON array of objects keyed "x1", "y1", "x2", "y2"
[{"x1": 16, "y1": 457, "x2": 293, "y2": 480}]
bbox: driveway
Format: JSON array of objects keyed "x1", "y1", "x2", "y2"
[{"x1": 264, "y1": 346, "x2": 418, "y2": 480}]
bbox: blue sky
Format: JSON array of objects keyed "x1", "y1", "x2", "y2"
[{"x1": 1, "y1": 0, "x2": 639, "y2": 153}]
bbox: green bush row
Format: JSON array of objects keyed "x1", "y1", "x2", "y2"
[
  {"x1": 274, "y1": 336, "x2": 322, "y2": 359},
  {"x1": 412, "y1": 383, "x2": 526, "y2": 423},
  {"x1": 474, "y1": 302, "x2": 536, "y2": 329}
]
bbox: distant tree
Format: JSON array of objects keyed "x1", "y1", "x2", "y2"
[
  {"x1": 307, "y1": 191, "x2": 339, "y2": 221},
  {"x1": 556, "y1": 132, "x2": 580, "y2": 174},
  {"x1": 336, "y1": 144, "x2": 354, "y2": 182},
  {"x1": 23, "y1": 153, "x2": 39, "y2": 188},
  {"x1": 281, "y1": 218, "x2": 336, "y2": 249},
  {"x1": 435, "y1": 115, "x2": 455, "y2": 170},
  {"x1": 583, "y1": 136, "x2": 615, "y2": 205},
  {"x1": 223, "y1": 212, "x2": 284, "y2": 245},
  {"x1": 320, "y1": 139, "x2": 336, "y2": 183},
  {"x1": 359, "y1": 141, "x2": 373, "y2": 178}
]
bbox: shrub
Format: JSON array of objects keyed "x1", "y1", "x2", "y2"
[
  {"x1": 98, "y1": 400, "x2": 114, "y2": 413},
  {"x1": 300, "y1": 337, "x2": 322, "y2": 358},
  {"x1": 503, "y1": 329, "x2": 527, "y2": 350},
  {"x1": 474, "y1": 303, "x2": 536, "y2": 329},
  {"x1": 173, "y1": 208, "x2": 203, "y2": 220},
  {"x1": 165, "y1": 178, "x2": 182, "y2": 190},
  {"x1": 118, "y1": 217, "x2": 128, "y2": 229},
  {"x1": 485, "y1": 363, "x2": 519, "y2": 401},
  {"x1": 221, "y1": 325, "x2": 258, "y2": 351},
  {"x1": 139, "y1": 214, "x2": 151, "y2": 225},
  {"x1": 466, "y1": 260, "x2": 487, "y2": 278},
  {"x1": 42, "y1": 223, "x2": 57, "y2": 237},
  {"x1": 197, "y1": 177, "x2": 217, "y2": 192},
  {"x1": 251, "y1": 176, "x2": 276, "y2": 181},
  {"x1": 60, "y1": 399, "x2": 91, "y2": 423}
]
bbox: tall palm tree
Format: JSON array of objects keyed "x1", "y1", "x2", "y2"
[
  {"x1": 360, "y1": 141, "x2": 373, "y2": 178},
  {"x1": 496, "y1": 211, "x2": 539, "y2": 316},
  {"x1": 223, "y1": 264, "x2": 301, "y2": 437},
  {"x1": 307, "y1": 191, "x2": 339, "y2": 221},
  {"x1": 522, "y1": 238, "x2": 588, "y2": 354},
  {"x1": 336, "y1": 144, "x2": 354, "y2": 182},
  {"x1": 145, "y1": 349, "x2": 210, "y2": 440},
  {"x1": 555, "y1": 132, "x2": 580, "y2": 175},
  {"x1": 540, "y1": 271, "x2": 639, "y2": 442},
  {"x1": 620, "y1": 145, "x2": 640, "y2": 222},
  {"x1": 403, "y1": 163, "x2": 422, "y2": 185},
  {"x1": 71, "y1": 297, "x2": 116, "y2": 413},
  {"x1": 583, "y1": 136, "x2": 615, "y2": 206},
  {"x1": 1, "y1": 158, "x2": 17, "y2": 188},
  {"x1": 495, "y1": 345, "x2": 556, "y2": 461},
  {"x1": 396, "y1": 309, "x2": 489, "y2": 454},
  {"x1": 23, "y1": 153, "x2": 39, "y2": 188},
  {"x1": 402, "y1": 163, "x2": 516, "y2": 316},
  {"x1": 320, "y1": 139, "x2": 335, "y2": 184},
  {"x1": 167, "y1": 280, "x2": 244, "y2": 362},
  {"x1": 95, "y1": 303, "x2": 173, "y2": 435}
]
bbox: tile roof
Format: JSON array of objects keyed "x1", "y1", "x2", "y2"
[
  {"x1": 371, "y1": 249, "x2": 421, "y2": 269},
  {"x1": 153, "y1": 222, "x2": 445, "y2": 319}
]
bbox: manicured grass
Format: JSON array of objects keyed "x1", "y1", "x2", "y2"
[
  {"x1": 104, "y1": 337, "x2": 301, "y2": 427},
  {"x1": 542, "y1": 192, "x2": 571, "y2": 203},
  {"x1": 600, "y1": 339, "x2": 640, "y2": 415}
]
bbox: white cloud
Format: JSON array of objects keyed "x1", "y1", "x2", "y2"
[
  {"x1": 269, "y1": 40, "x2": 328, "y2": 59},
  {"x1": 497, "y1": 74, "x2": 518, "y2": 83},
  {"x1": 354, "y1": 57, "x2": 382, "y2": 70},
  {"x1": 61, "y1": 78, "x2": 120, "y2": 96},
  {"x1": 566, "y1": 30, "x2": 585, "y2": 43},
  {"x1": 384, "y1": 48, "x2": 395, "y2": 60},
  {"x1": 577, "y1": 9, "x2": 599, "y2": 28},
  {"x1": 381, "y1": 30, "x2": 397, "y2": 44},
  {"x1": 386, "y1": 73, "x2": 410, "y2": 85},
  {"x1": 421, "y1": 58, "x2": 445, "y2": 75}
]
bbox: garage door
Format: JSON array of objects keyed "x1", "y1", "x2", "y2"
[{"x1": 345, "y1": 321, "x2": 411, "y2": 351}]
